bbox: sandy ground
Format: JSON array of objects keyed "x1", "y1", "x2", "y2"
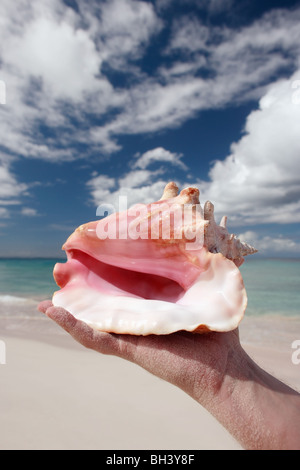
[{"x1": 0, "y1": 312, "x2": 300, "y2": 450}]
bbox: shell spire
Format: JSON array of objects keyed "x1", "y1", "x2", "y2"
[
  {"x1": 203, "y1": 200, "x2": 257, "y2": 266},
  {"x1": 219, "y1": 215, "x2": 227, "y2": 228},
  {"x1": 160, "y1": 182, "x2": 200, "y2": 204},
  {"x1": 159, "y1": 183, "x2": 257, "y2": 266},
  {"x1": 160, "y1": 181, "x2": 179, "y2": 200}
]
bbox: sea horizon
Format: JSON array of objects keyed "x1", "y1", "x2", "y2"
[{"x1": 0, "y1": 257, "x2": 299, "y2": 322}]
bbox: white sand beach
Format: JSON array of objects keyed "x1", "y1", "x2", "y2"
[{"x1": 0, "y1": 311, "x2": 300, "y2": 450}]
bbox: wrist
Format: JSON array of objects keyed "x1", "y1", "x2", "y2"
[{"x1": 210, "y1": 347, "x2": 300, "y2": 449}]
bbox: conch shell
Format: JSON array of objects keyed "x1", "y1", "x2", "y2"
[{"x1": 52, "y1": 182, "x2": 257, "y2": 335}]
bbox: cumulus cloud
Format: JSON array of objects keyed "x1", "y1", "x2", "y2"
[
  {"x1": 1, "y1": 0, "x2": 300, "y2": 163},
  {"x1": 90, "y1": 5, "x2": 300, "y2": 151},
  {"x1": 0, "y1": 0, "x2": 161, "y2": 161},
  {"x1": 86, "y1": 174, "x2": 116, "y2": 204},
  {"x1": 94, "y1": 0, "x2": 163, "y2": 66},
  {"x1": 238, "y1": 230, "x2": 300, "y2": 256},
  {"x1": 164, "y1": 7, "x2": 300, "y2": 106},
  {"x1": 0, "y1": 164, "x2": 27, "y2": 201},
  {"x1": 86, "y1": 68, "x2": 300, "y2": 249},
  {"x1": 86, "y1": 62, "x2": 300, "y2": 230},
  {"x1": 118, "y1": 170, "x2": 161, "y2": 189},
  {"x1": 132, "y1": 147, "x2": 187, "y2": 171},
  {"x1": 86, "y1": 146, "x2": 184, "y2": 209},
  {"x1": 1, "y1": 0, "x2": 300, "y2": 235},
  {"x1": 0, "y1": 162, "x2": 28, "y2": 218},
  {"x1": 87, "y1": 173, "x2": 168, "y2": 210},
  {"x1": 166, "y1": 16, "x2": 209, "y2": 53},
  {"x1": 5, "y1": 17, "x2": 106, "y2": 100},
  {"x1": 197, "y1": 71, "x2": 300, "y2": 225}
]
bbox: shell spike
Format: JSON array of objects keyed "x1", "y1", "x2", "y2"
[
  {"x1": 219, "y1": 215, "x2": 227, "y2": 228},
  {"x1": 240, "y1": 241, "x2": 258, "y2": 257},
  {"x1": 160, "y1": 182, "x2": 179, "y2": 200},
  {"x1": 204, "y1": 201, "x2": 215, "y2": 222},
  {"x1": 179, "y1": 187, "x2": 200, "y2": 204}
]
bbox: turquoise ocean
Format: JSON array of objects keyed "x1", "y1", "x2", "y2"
[
  {"x1": 0, "y1": 258, "x2": 62, "y2": 328},
  {"x1": 0, "y1": 257, "x2": 299, "y2": 319}
]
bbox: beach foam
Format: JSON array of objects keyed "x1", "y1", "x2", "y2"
[{"x1": 0, "y1": 295, "x2": 37, "y2": 305}]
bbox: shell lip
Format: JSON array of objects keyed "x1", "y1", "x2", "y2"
[{"x1": 52, "y1": 249, "x2": 248, "y2": 335}]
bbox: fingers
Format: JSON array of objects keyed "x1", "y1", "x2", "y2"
[
  {"x1": 37, "y1": 299, "x2": 53, "y2": 313},
  {"x1": 38, "y1": 302, "x2": 121, "y2": 356},
  {"x1": 43, "y1": 305, "x2": 79, "y2": 331}
]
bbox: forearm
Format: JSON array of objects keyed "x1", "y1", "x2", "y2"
[
  {"x1": 195, "y1": 350, "x2": 300, "y2": 450},
  {"x1": 124, "y1": 331, "x2": 300, "y2": 449}
]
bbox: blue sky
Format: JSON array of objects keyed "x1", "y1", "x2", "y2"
[{"x1": 0, "y1": 0, "x2": 300, "y2": 258}]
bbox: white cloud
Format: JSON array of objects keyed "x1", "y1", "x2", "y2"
[
  {"x1": 1, "y1": 0, "x2": 300, "y2": 161},
  {"x1": 167, "y1": 16, "x2": 209, "y2": 53},
  {"x1": 165, "y1": 7, "x2": 300, "y2": 108},
  {"x1": 95, "y1": 180, "x2": 168, "y2": 212},
  {"x1": 21, "y1": 207, "x2": 39, "y2": 217},
  {"x1": 0, "y1": 0, "x2": 164, "y2": 160},
  {"x1": 87, "y1": 68, "x2": 300, "y2": 232},
  {"x1": 86, "y1": 60, "x2": 300, "y2": 232},
  {"x1": 197, "y1": 70, "x2": 300, "y2": 225},
  {"x1": 86, "y1": 174, "x2": 117, "y2": 204},
  {"x1": 0, "y1": 164, "x2": 27, "y2": 200},
  {"x1": 86, "y1": 146, "x2": 182, "y2": 209},
  {"x1": 88, "y1": 173, "x2": 168, "y2": 210},
  {"x1": 0, "y1": 208, "x2": 9, "y2": 219},
  {"x1": 238, "y1": 230, "x2": 300, "y2": 256},
  {"x1": 3, "y1": 0, "x2": 161, "y2": 102},
  {"x1": 5, "y1": 17, "x2": 106, "y2": 101},
  {"x1": 119, "y1": 169, "x2": 160, "y2": 189},
  {"x1": 133, "y1": 147, "x2": 187, "y2": 171},
  {"x1": 0, "y1": 162, "x2": 28, "y2": 218},
  {"x1": 90, "y1": 5, "x2": 300, "y2": 152},
  {"x1": 94, "y1": 77, "x2": 209, "y2": 145},
  {"x1": 96, "y1": 0, "x2": 163, "y2": 65},
  {"x1": 87, "y1": 145, "x2": 188, "y2": 208},
  {"x1": 1, "y1": 0, "x2": 300, "y2": 235}
]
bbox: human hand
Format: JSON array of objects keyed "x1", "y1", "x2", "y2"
[
  {"x1": 37, "y1": 300, "x2": 243, "y2": 406},
  {"x1": 38, "y1": 300, "x2": 300, "y2": 450}
]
